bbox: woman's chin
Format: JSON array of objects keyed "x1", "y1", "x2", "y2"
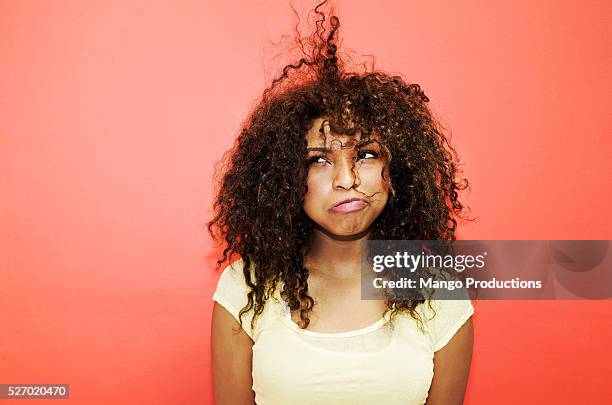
[{"x1": 315, "y1": 223, "x2": 371, "y2": 240}]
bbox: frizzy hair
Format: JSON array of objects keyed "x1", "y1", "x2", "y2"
[{"x1": 207, "y1": 0, "x2": 470, "y2": 331}]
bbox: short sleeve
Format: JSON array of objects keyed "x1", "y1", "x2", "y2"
[
  {"x1": 420, "y1": 295, "x2": 474, "y2": 352},
  {"x1": 212, "y1": 259, "x2": 255, "y2": 339}
]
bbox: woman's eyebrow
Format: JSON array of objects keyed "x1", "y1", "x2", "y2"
[
  {"x1": 306, "y1": 146, "x2": 331, "y2": 152},
  {"x1": 356, "y1": 139, "x2": 378, "y2": 148}
]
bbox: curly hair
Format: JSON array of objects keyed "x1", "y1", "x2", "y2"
[{"x1": 207, "y1": 0, "x2": 470, "y2": 331}]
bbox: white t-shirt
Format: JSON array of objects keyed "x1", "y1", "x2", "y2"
[{"x1": 212, "y1": 259, "x2": 474, "y2": 405}]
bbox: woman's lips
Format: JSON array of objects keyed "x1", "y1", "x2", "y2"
[{"x1": 329, "y1": 199, "x2": 368, "y2": 213}]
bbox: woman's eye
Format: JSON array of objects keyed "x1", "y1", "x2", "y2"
[
  {"x1": 307, "y1": 156, "x2": 328, "y2": 165},
  {"x1": 357, "y1": 150, "x2": 378, "y2": 160}
]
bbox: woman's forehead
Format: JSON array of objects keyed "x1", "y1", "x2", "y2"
[{"x1": 305, "y1": 117, "x2": 380, "y2": 147}]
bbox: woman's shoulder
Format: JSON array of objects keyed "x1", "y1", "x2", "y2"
[
  {"x1": 211, "y1": 259, "x2": 254, "y2": 333},
  {"x1": 213, "y1": 258, "x2": 278, "y2": 297},
  {"x1": 214, "y1": 258, "x2": 253, "y2": 291},
  {"x1": 212, "y1": 258, "x2": 281, "y2": 339},
  {"x1": 416, "y1": 295, "x2": 474, "y2": 352}
]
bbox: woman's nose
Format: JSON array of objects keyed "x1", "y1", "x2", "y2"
[{"x1": 332, "y1": 157, "x2": 360, "y2": 190}]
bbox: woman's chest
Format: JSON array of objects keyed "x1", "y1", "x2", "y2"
[{"x1": 251, "y1": 317, "x2": 435, "y2": 405}]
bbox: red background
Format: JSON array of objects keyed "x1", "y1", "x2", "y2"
[{"x1": 1, "y1": 0, "x2": 611, "y2": 403}]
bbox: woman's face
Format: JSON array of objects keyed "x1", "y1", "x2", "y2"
[{"x1": 303, "y1": 117, "x2": 390, "y2": 237}]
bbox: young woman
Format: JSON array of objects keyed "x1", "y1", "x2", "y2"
[{"x1": 208, "y1": 2, "x2": 474, "y2": 404}]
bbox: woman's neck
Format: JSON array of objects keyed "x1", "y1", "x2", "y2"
[{"x1": 305, "y1": 225, "x2": 369, "y2": 280}]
